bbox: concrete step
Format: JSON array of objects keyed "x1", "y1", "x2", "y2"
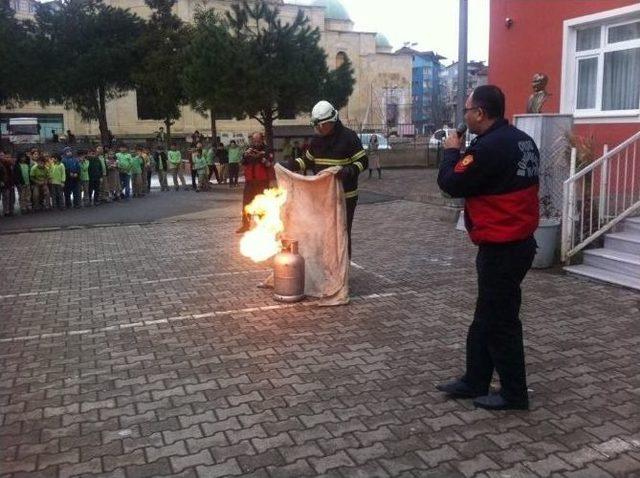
[
  {"x1": 624, "y1": 216, "x2": 640, "y2": 234},
  {"x1": 604, "y1": 232, "x2": 640, "y2": 255},
  {"x1": 583, "y1": 248, "x2": 640, "y2": 279},
  {"x1": 564, "y1": 264, "x2": 640, "y2": 291}
]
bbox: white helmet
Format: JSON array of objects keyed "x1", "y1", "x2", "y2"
[{"x1": 311, "y1": 100, "x2": 338, "y2": 126}]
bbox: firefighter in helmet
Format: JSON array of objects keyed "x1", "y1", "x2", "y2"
[{"x1": 287, "y1": 100, "x2": 368, "y2": 257}]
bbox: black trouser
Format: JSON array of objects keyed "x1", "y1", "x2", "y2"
[
  {"x1": 208, "y1": 164, "x2": 220, "y2": 183},
  {"x1": 191, "y1": 168, "x2": 197, "y2": 189},
  {"x1": 229, "y1": 163, "x2": 240, "y2": 185},
  {"x1": 463, "y1": 236, "x2": 536, "y2": 403},
  {"x1": 89, "y1": 178, "x2": 101, "y2": 204},
  {"x1": 146, "y1": 169, "x2": 152, "y2": 191},
  {"x1": 64, "y1": 177, "x2": 80, "y2": 208},
  {"x1": 346, "y1": 196, "x2": 357, "y2": 258},
  {"x1": 242, "y1": 179, "x2": 270, "y2": 228}
]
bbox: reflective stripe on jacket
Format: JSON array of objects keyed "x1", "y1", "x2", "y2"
[{"x1": 292, "y1": 120, "x2": 367, "y2": 197}]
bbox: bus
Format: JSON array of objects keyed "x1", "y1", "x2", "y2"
[{"x1": 8, "y1": 117, "x2": 41, "y2": 144}]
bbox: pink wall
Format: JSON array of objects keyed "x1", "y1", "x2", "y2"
[{"x1": 489, "y1": 0, "x2": 639, "y2": 153}]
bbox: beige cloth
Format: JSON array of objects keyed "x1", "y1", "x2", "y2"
[{"x1": 272, "y1": 163, "x2": 350, "y2": 306}]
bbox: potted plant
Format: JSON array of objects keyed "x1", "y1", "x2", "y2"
[
  {"x1": 532, "y1": 133, "x2": 569, "y2": 268},
  {"x1": 532, "y1": 194, "x2": 561, "y2": 268},
  {"x1": 532, "y1": 132, "x2": 595, "y2": 268}
]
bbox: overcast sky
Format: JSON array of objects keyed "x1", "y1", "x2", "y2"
[
  {"x1": 291, "y1": 0, "x2": 490, "y2": 64},
  {"x1": 36, "y1": 0, "x2": 489, "y2": 63}
]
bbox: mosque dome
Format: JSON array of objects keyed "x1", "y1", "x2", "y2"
[
  {"x1": 375, "y1": 33, "x2": 392, "y2": 50},
  {"x1": 311, "y1": 0, "x2": 351, "y2": 22}
]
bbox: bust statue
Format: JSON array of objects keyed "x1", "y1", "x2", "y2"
[{"x1": 526, "y1": 73, "x2": 550, "y2": 114}]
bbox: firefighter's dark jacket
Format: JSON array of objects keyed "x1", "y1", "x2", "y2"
[
  {"x1": 438, "y1": 119, "x2": 540, "y2": 245},
  {"x1": 287, "y1": 120, "x2": 368, "y2": 198}
]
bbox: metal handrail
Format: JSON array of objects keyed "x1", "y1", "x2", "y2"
[
  {"x1": 569, "y1": 130, "x2": 640, "y2": 180},
  {"x1": 561, "y1": 131, "x2": 640, "y2": 262}
]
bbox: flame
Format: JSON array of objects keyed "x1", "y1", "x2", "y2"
[{"x1": 240, "y1": 187, "x2": 287, "y2": 262}]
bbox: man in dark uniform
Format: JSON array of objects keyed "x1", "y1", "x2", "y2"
[
  {"x1": 436, "y1": 85, "x2": 540, "y2": 410},
  {"x1": 287, "y1": 100, "x2": 368, "y2": 257}
]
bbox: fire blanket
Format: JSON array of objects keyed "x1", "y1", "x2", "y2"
[{"x1": 272, "y1": 163, "x2": 349, "y2": 305}]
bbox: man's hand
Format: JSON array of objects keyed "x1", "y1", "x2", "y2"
[
  {"x1": 318, "y1": 166, "x2": 342, "y2": 178},
  {"x1": 444, "y1": 131, "x2": 462, "y2": 150}
]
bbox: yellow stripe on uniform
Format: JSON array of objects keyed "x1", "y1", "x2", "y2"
[
  {"x1": 295, "y1": 157, "x2": 306, "y2": 171},
  {"x1": 305, "y1": 150, "x2": 315, "y2": 161},
  {"x1": 314, "y1": 158, "x2": 352, "y2": 166},
  {"x1": 351, "y1": 149, "x2": 366, "y2": 161},
  {"x1": 344, "y1": 189, "x2": 358, "y2": 198},
  {"x1": 354, "y1": 161, "x2": 364, "y2": 172}
]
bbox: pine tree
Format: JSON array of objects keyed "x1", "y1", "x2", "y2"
[
  {"x1": 134, "y1": 0, "x2": 190, "y2": 147},
  {"x1": 182, "y1": 8, "x2": 242, "y2": 146},
  {"x1": 32, "y1": 0, "x2": 144, "y2": 145},
  {"x1": 224, "y1": 0, "x2": 355, "y2": 148}
]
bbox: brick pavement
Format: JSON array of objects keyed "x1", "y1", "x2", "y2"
[{"x1": 1, "y1": 169, "x2": 639, "y2": 477}]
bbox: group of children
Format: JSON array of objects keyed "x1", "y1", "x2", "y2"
[
  {"x1": 0, "y1": 145, "x2": 159, "y2": 216},
  {"x1": 0, "y1": 139, "x2": 249, "y2": 216},
  {"x1": 160, "y1": 140, "x2": 245, "y2": 193}
]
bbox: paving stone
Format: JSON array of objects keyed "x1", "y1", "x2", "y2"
[
  {"x1": 196, "y1": 459, "x2": 243, "y2": 478},
  {"x1": 103, "y1": 450, "x2": 146, "y2": 472},
  {"x1": 455, "y1": 453, "x2": 501, "y2": 477},
  {"x1": 37, "y1": 449, "x2": 80, "y2": 470},
  {"x1": 309, "y1": 450, "x2": 355, "y2": 474},
  {"x1": 1, "y1": 172, "x2": 639, "y2": 478},
  {"x1": 237, "y1": 449, "x2": 285, "y2": 473},
  {"x1": 594, "y1": 454, "x2": 640, "y2": 477},
  {"x1": 524, "y1": 455, "x2": 574, "y2": 477},
  {"x1": 185, "y1": 433, "x2": 228, "y2": 454},
  {"x1": 145, "y1": 440, "x2": 188, "y2": 463},
  {"x1": 345, "y1": 442, "x2": 389, "y2": 464},
  {"x1": 416, "y1": 444, "x2": 462, "y2": 467},
  {"x1": 58, "y1": 458, "x2": 103, "y2": 478},
  {"x1": 210, "y1": 441, "x2": 257, "y2": 463},
  {"x1": 265, "y1": 458, "x2": 317, "y2": 478},
  {"x1": 125, "y1": 457, "x2": 173, "y2": 478},
  {"x1": 170, "y1": 449, "x2": 214, "y2": 473}
]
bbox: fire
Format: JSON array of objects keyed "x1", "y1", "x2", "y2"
[{"x1": 240, "y1": 187, "x2": 288, "y2": 262}]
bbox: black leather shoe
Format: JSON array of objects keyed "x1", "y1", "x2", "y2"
[
  {"x1": 436, "y1": 379, "x2": 485, "y2": 398},
  {"x1": 473, "y1": 393, "x2": 529, "y2": 410}
]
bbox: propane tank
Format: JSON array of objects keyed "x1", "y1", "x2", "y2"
[{"x1": 273, "y1": 239, "x2": 305, "y2": 302}]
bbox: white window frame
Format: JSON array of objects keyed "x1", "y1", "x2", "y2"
[{"x1": 561, "y1": 3, "x2": 640, "y2": 123}]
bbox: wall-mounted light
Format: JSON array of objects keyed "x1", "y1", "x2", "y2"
[{"x1": 505, "y1": 17, "x2": 513, "y2": 29}]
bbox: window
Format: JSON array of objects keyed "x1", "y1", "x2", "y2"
[{"x1": 565, "y1": 7, "x2": 640, "y2": 118}]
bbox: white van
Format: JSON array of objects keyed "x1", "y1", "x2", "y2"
[{"x1": 8, "y1": 118, "x2": 41, "y2": 144}]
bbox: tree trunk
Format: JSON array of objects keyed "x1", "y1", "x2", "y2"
[
  {"x1": 210, "y1": 109, "x2": 217, "y2": 146},
  {"x1": 98, "y1": 86, "x2": 109, "y2": 147},
  {"x1": 262, "y1": 110, "x2": 274, "y2": 151},
  {"x1": 164, "y1": 118, "x2": 172, "y2": 149}
]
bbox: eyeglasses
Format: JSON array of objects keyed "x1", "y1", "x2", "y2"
[{"x1": 463, "y1": 106, "x2": 481, "y2": 114}]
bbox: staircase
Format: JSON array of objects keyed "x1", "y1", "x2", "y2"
[
  {"x1": 561, "y1": 130, "x2": 640, "y2": 291},
  {"x1": 565, "y1": 216, "x2": 640, "y2": 291}
]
